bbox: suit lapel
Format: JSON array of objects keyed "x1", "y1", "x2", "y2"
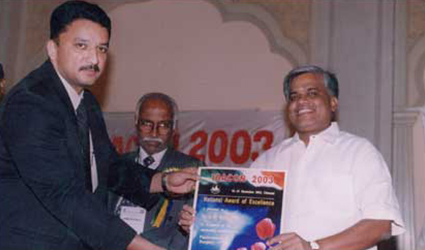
[
  {"x1": 41, "y1": 60, "x2": 87, "y2": 180},
  {"x1": 41, "y1": 60, "x2": 76, "y2": 116}
]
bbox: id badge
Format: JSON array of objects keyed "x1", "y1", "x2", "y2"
[{"x1": 120, "y1": 206, "x2": 147, "y2": 234}]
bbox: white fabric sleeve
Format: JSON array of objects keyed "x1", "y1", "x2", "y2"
[{"x1": 351, "y1": 140, "x2": 405, "y2": 235}]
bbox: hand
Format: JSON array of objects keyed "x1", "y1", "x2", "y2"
[
  {"x1": 178, "y1": 204, "x2": 195, "y2": 234},
  {"x1": 267, "y1": 232, "x2": 311, "y2": 250},
  {"x1": 165, "y1": 167, "x2": 198, "y2": 194},
  {"x1": 126, "y1": 235, "x2": 166, "y2": 250}
]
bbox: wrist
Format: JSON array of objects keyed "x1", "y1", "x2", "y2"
[{"x1": 161, "y1": 172, "x2": 169, "y2": 193}]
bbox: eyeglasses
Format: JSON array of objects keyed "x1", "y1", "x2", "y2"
[{"x1": 138, "y1": 119, "x2": 173, "y2": 135}]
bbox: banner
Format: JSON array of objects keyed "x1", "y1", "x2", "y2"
[{"x1": 104, "y1": 110, "x2": 288, "y2": 168}]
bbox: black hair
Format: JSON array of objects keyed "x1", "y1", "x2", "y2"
[{"x1": 50, "y1": 0, "x2": 111, "y2": 42}]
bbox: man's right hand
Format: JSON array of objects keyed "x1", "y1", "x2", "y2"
[
  {"x1": 166, "y1": 167, "x2": 198, "y2": 194},
  {"x1": 178, "y1": 204, "x2": 195, "y2": 234},
  {"x1": 127, "y1": 235, "x2": 166, "y2": 250}
]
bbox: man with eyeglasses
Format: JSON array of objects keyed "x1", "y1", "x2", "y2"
[{"x1": 111, "y1": 92, "x2": 204, "y2": 250}]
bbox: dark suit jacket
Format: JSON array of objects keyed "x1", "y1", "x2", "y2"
[
  {"x1": 0, "y1": 60, "x2": 156, "y2": 250},
  {"x1": 112, "y1": 148, "x2": 204, "y2": 250}
]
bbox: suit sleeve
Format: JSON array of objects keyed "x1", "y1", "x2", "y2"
[
  {"x1": 108, "y1": 157, "x2": 159, "y2": 210},
  {"x1": 2, "y1": 92, "x2": 135, "y2": 250}
]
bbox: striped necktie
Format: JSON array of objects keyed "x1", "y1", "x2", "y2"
[{"x1": 143, "y1": 155, "x2": 155, "y2": 168}]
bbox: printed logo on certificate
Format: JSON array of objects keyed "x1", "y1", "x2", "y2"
[{"x1": 188, "y1": 167, "x2": 287, "y2": 250}]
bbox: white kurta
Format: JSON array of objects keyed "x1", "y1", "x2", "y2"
[{"x1": 251, "y1": 122, "x2": 404, "y2": 250}]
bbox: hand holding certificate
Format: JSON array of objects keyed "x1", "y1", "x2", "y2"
[{"x1": 188, "y1": 167, "x2": 287, "y2": 250}]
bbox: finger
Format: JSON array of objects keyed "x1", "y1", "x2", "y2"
[
  {"x1": 180, "y1": 211, "x2": 194, "y2": 220},
  {"x1": 187, "y1": 182, "x2": 196, "y2": 193},
  {"x1": 182, "y1": 204, "x2": 196, "y2": 215},
  {"x1": 268, "y1": 233, "x2": 303, "y2": 250},
  {"x1": 266, "y1": 233, "x2": 292, "y2": 246},
  {"x1": 180, "y1": 225, "x2": 191, "y2": 234},
  {"x1": 180, "y1": 168, "x2": 200, "y2": 181},
  {"x1": 178, "y1": 218, "x2": 193, "y2": 229}
]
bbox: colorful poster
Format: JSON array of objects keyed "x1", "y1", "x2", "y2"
[{"x1": 189, "y1": 167, "x2": 287, "y2": 250}]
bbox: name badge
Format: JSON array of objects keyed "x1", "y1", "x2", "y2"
[{"x1": 120, "y1": 206, "x2": 147, "y2": 234}]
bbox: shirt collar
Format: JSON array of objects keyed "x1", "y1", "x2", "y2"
[
  {"x1": 291, "y1": 122, "x2": 340, "y2": 145},
  {"x1": 56, "y1": 71, "x2": 83, "y2": 111},
  {"x1": 138, "y1": 146, "x2": 168, "y2": 168}
]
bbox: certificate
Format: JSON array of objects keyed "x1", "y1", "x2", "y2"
[{"x1": 188, "y1": 167, "x2": 287, "y2": 250}]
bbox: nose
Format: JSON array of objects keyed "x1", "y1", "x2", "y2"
[
  {"x1": 86, "y1": 48, "x2": 99, "y2": 65},
  {"x1": 150, "y1": 125, "x2": 159, "y2": 137}
]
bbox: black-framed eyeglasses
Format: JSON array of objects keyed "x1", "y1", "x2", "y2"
[{"x1": 138, "y1": 119, "x2": 173, "y2": 134}]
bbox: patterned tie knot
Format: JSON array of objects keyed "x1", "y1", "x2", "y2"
[{"x1": 143, "y1": 156, "x2": 155, "y2": 167}]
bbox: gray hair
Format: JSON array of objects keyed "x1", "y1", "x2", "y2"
[
  {"x1": 283, "y1": 65, "x2": 339, "y2": 100},
  {"x1": 134, "y1": 92, "x2": 179, "y2": 129}
]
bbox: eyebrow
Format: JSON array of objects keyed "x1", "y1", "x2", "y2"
[
  {"x1": 290, "y1": 86, "x2": 320, "y2": 93},
  {"x1": 140, "y1": 119, "x2": 172, "y2": 123},
  {"x1": 73, "y1": 38, "x2": 109, "y2": 47},
  {"x1": 99, "y1": 42, "x2": 109, "y2": 48},
  {"x1": 74, "y1": 38, "x2": 89, "y2": 43},
  {"x1": 307, "y1": 87, "x2": 319, "y2": 91}
]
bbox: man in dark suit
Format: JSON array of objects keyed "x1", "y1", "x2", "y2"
[
  {"x1": 0, "y1": 63, "x2": 5, "y2": 102},
  {"x1": 112, "y1": 92, "x2": 204, "y2": 250},
  {"x1": 0, "y1": 2, "x2": 196, "y2": 250}
]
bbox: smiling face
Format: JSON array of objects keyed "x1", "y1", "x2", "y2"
[
  {"x1": 47, "y1": 19, "x2": 109, "y2": 94},
  {"x1": 287, "y1": 72, "x2": 338, "y2": 144}
]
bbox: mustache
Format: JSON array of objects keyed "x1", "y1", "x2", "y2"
[
  {"x1": 79, "y1": 64, "x2": 100, "y2": 72},
  {"x1": 142, "y1": 137, "x2": 164, "y2": 143}
]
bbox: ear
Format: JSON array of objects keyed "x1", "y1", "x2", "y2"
[
  {"x1": 330, "y1": 96, "x2": 338, "y2": 112},
  {"x1": 0, "y1": 79, "x2": 5, "y2": 95},
  {"x1": 46, "y1": 40, "x2": 58, "y2": 62}
]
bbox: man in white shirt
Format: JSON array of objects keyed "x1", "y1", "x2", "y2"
[
  {"x1": 251, "y1": 65, "x2": 404, "y2": 250},
  {"x1": 179, "y1": 65, "x2": 404, "y2": 250}
]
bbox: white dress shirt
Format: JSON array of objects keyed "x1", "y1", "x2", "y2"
[
  {"x1": 137, "y1": 147, "x2": 167, "y2": 170},
  {"x1": 251, "y1": 122, "x2": 404, "y2": 250}
]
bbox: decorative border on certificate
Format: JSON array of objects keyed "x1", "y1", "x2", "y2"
[{"x1": 188, "y1": 167, "x2": 287, "y2": 250}]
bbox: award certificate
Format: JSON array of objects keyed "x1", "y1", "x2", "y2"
[{"x1": 188, "y1": 167, "x2": 287, "y2": 250}]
